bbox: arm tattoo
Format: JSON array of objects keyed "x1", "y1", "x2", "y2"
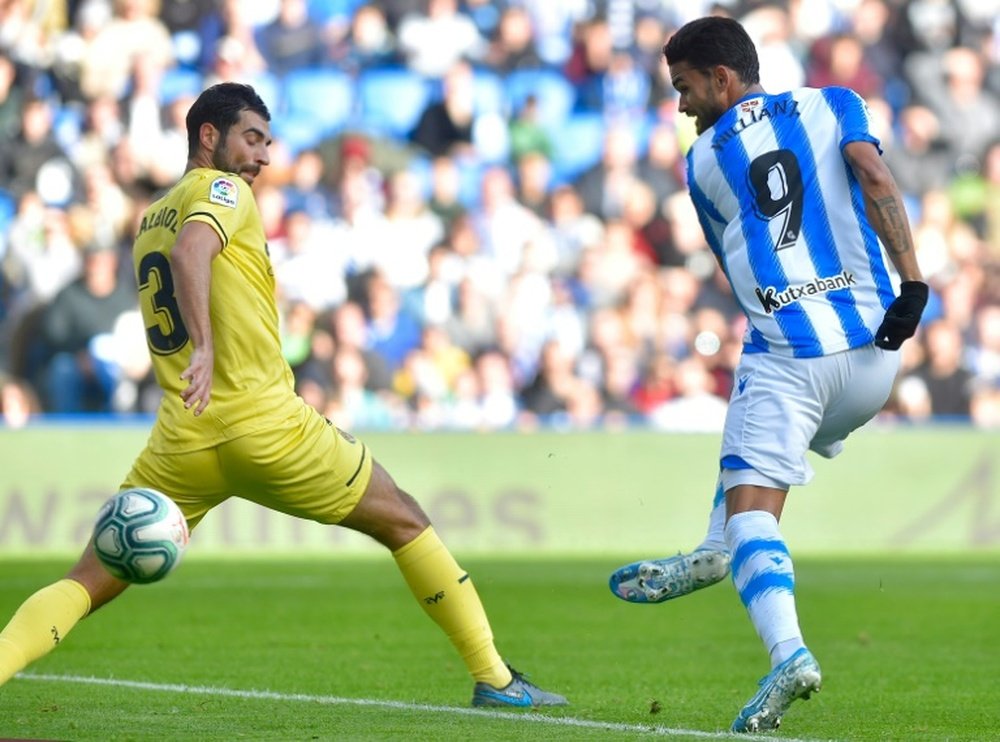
[{"x1": 872, "y1": 196, "x2": 911, "y2": 256}]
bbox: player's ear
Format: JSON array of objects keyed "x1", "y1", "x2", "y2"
[
  {"x1": 712, "y1": 65, "x2": 732, "y2": 91},
  {"x1": 199, "y1": 122, "x2": 219, "y2": 152}
]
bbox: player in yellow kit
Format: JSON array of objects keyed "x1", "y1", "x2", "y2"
[{"x1": 0, "y1": 83, "x2": 565, "y2": 708}]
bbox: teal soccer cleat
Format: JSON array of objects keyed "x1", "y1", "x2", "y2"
[
  {"x1": 731, "y1": 648, "x2": 822, "y2": 733},
  {"x1": 608, "y1": 549, "x2": 731, "y2": 603},
  {"x1": 471, "y1": 665, "x2": 568, "y2": 708}
]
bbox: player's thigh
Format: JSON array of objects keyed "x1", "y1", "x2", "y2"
[
  {"x1": 217, "y1": 405, "x2": 373, "y2": 524},
  {"x1": 722, "y1": 352, "x2": 826, "y2": 486},
  {"x1": 811, "y1": 345, "x2": 900, "y2": 454},
  {"x1": 120, "y1": 445, "x2": 229, "y2": 530}
]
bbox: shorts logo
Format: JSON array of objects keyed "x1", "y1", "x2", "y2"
[
  {"x1": 755, "y1": 270, "x2": 857, "y2": 314},
  {"x1": 209, "y1": 177, "x2": 238, "y2": 208},
  {"x1": 737, "y1": 375, "x2": 749, "y2": 395}
]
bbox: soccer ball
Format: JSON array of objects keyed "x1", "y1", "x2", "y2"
[{"x1": 93, "y1": 488, "x2": 190, "y2": 584}]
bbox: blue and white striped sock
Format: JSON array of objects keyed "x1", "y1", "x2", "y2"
[{"x1": 725, "y1": 510, "x2": 805, "y2": 668}]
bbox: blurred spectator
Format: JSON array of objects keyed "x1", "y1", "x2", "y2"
[
  {"x1": 396, "y1": 0, "x2": 485, "y2": 78},
  {"x1": 0, "y1": 374, "x2": 41, "y2": 428},
  {"x1": 272, "y1": 208, "x2": 348, "y2": 312},
  {"x1": 519, "y1": 338, "x2": 578, "y2": 418},
  {"x1": 257, "y1": 0, "x2": 326, "y2": 76},
  {"x1": 373, "y1": 168, "x2": 445, "y2": 289},
  {"x1": 648, "y1": 357, "x2": 728, "y2": 433},
  {"x1": 907, "y1": 318, "x2": 975, "y2": 419},
  {"x1": 637, "y1": 121, "x2": 684, "y2": 205},
  {"x1": 363, "y1": 270, "x2": 423, "y2": 371},
  {"x1": 79, "y1": 0, "x2": 174, "y2": 101},
  {"x1": 741, "y1": 5, "x2": 804, "y2": 92},
  {"x1": 473, "y1": 165, "x2": 545, "y2": 278},
  {"x1": 426, "y1": 155, "x2": 464, "y2": 229},
  {"x1": 197, "y1": 0, "x2": 268, "y2": 73},
  {"x1": 507, "y1": 94, "x2": 554, "y2": 164},
  {"x1": 160, "y1": 0, "x2": 217, "y2": 34},
  {"x1": 807, "y1": 33, "x2": 883, "y2": 99},
  {"x1": 882, "y1": 105, "x2": 955, "y2": 199},
  {"x1": 0, "y1": 53, "x2": 24, "y2": 140},
  {"x1": 621, "y1": 179, "x2": 674, "y2": 267},
  {"x1": 327, "y1": 344, "x2": 398, "y2": 429},
  {"x1": 335, "y1": 3, "x2": 398, "y2": 72},
  {"x1": 331, "y1": 299, "x2": 392, "y2": 391},
  {"x1": 515, "y1": 150, "x2": 552, "y2": 218},
  {"x1": 37, "y1": 243, "x2": 136, "y2": 412},
  {"x1": 2, "y1": 197, "x2": 83, "y2": 333},
  {"x1": 966, "y1": 304, "x2": 1000, "y2": 386},
  {"x1": 546, "y1": 184, "x2": 603, "y2": 279},
  {"x1": 924, "y1": 46, "x2": 1000, "y2": 173},
  {"x1": 410, "y1": 59, "x2": 475, "y2": 158},
  {"x1": 0, "y1": 96, "x2": 79, "y2": 204},
  {"x1": 574, "y1": 121, "x2": 640, "y2": 220},
  {"x1": 484, "y1": 5, "x2": 543, "y2": 73},
  {"x1": 283, "y1": 148, "x2": 335, "y2": 219}
]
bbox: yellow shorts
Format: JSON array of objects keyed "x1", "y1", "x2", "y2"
[{"x1": 120, "y1": 403, "x2": 372, "y2": 530}]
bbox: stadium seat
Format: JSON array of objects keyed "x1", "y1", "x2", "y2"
[
  {"x1": 282, "y1": 68, "x2": 355, "y2": 135},
  {"x1": 504, "y1": 69, "x2": 577, "y2": 131},
  {"x1": 0, "y1": 188, "x2": 15, "y2": 231},
  {"x1": 357, "y1": 67, "x2": 433, "y2": 139},
  {"x1": 159, "y1": 68, "x2": 203, "y2": 104},
  {"x1": 248, "y1": 72, "x2": 281, "y2": 115},
  {"x1": 551, "y1": 112, "x2": 606, "y2": 184},
  {"x1": 472, "y1": 69, "x2": 505, "y2": 116},
  {"x1": 270, "y1": 113, "x2": 326, "y2": 155}
]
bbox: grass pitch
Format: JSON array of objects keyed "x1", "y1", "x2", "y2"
[{"x1": 1, "y1": 554, "x2": 996, "y2": 741}]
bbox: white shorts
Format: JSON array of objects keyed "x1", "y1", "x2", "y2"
[{"x1": 719, "y1": 344, "x2": 900, "y2": 491}]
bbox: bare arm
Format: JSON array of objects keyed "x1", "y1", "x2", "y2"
[
  {"x1": 171, "y1": 221, "x2": 222, "y2": 416},
  {"x1": 843, "y1": 140, "x2": 923, "y2": 283}
]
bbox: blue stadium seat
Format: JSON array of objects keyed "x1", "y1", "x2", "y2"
[
  {"x1": 551, "y1": 112, "x2": 606, "y2": 184},
  {"x1": 504, "y1": 69, "x2": 577, "y2": 131},
  {"x1": 249, "y1": 72, "x2": 281, "y2": 115},
  {"x1": 357, "y1": 67, "x2": 432, "y2": 139},
  {"x1": 282, "y1": 68, "x2": 355, "y2": 135},
  {"x1": 159, "y1": 68, "x2": 203, "y2": 103},
  {"x1": 271, "y1": 113, "x2": 326, "y2": 155},
  {"x1": 472, "y1": 69, "x2": 505, "y2": 116},
  {"x1": 0, "y1": 188, "x2": 15, "y2": 231}
]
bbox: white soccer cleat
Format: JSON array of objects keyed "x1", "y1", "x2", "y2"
[
  {"x1": 731, "y1": 648, "x2": 822, "y2": 733},
  {"x1": 608, "y1": 549, "x2": 731, "y2": 603}
]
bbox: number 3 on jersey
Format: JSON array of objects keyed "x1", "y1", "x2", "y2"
[
  {"x1": 749, "y1": 149, "x2": 803, "y2": 250},
  {"x1": 138, "y1": 252, "x2": 189, "y2": 354}
]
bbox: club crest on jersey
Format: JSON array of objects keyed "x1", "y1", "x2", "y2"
[
  {"x1": 755, "y1": 270, "x2": 857, "y2": 314},
  {"x1": 209, "y1": 177, "x2": 238, "y2": 208}
]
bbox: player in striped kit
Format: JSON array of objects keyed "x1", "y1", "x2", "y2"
[{"x1": 609, "y1": 16, "x2": 927, "y2": 732}]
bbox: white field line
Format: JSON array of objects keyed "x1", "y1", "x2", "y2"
[{"x1": 18, "y1": 672, "x2": 829, "y2": 742}]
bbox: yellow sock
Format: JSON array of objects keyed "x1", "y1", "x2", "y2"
[
  {"x1": 393, "y1": 526, "x2": 512, "y2": 688},
  {"x1": 0, "y1": 579, "x2": 91, "y2": 686}
]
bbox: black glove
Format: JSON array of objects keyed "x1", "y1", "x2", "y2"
[{"x1": 874, "y1": 281, "x2": 928, "y2": 350}]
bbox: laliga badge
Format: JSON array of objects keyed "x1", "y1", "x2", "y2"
[{"x1": 209, "y1": 177, "x2": 238, "y2": 208}]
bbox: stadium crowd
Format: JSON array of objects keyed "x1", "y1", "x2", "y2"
[{"x1": 0, "y1": 0, "x2": 998, "y2": 430}]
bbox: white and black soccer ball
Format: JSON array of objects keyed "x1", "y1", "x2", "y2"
[{"x1": 93, "y1": 488, "x2": 190, "y2": 584}]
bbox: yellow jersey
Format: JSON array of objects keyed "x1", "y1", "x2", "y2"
[{"x1": 133, "y1": 168, "x2": 300, "y2": 453}]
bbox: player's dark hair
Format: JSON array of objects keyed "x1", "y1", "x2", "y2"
[
  {"x1": 186, "y1": 82, "x2": 270, "y2": 159},
  {"x1": 663, "y1": 16, "x2": 760, "y2": 85}
]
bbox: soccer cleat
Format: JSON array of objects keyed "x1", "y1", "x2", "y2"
[
  {"x1": 471, "y1": 664, "x2": 568, "y2": 708},
  {"x1": 731, "y1": 648, "x2": 822, "y2": 733},
  {"x1": 608, "y1": 549, "x2": 731, "y2": 604}
]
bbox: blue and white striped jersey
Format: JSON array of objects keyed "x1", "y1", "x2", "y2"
[{"x1": 686, "y1": 86, "x2": 898, "y2": 357}]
